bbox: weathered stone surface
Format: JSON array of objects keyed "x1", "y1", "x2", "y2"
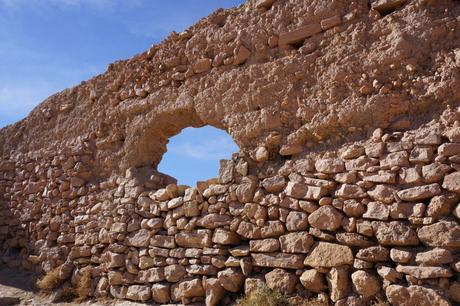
[
  {"x1": 321, "y1": 15, "x2": 342, "y2": 31},
  {"x1": 397, "y1": 184, "x2": 441, "y2": 201},
  {"x1": 390, "y1": 202, "x2": 425, "y2": 219},
  {"x1": 106, "y1": 252, "x2": 125, "y2": 268},
  {"x1": 244, "y1": 277, "x2": 265, "y2": 296},
  {"x1": 386, "y1": 285, "x2": 450, "y2": 306},
  {"x1": 126, "y1": 285, "x2": 151, "y2": 302},
  {"x1": 279, "y1": 23, "x2": 322, "y2": 46},
  {"x1": 343, "y1": 199, "x2": 366, "y2": 217},
  {"x1": 193, "y1": 58, "x2": 212, "y2": 74},
  {"x1": 218, "y1": 160, "x2": 234, "y2": 184},
  {"x1": 356, "y1": 246, "x2": 389, "y2": 262},
  {"x1": 265, "y1": 268, "x2": 297, "y2": 294},
  {"x1": 363, "y1": 201, "x2": 390, "y2": 220},
  {"x1": 374, "y1": 222, "x2": 419, "y2": 246},
  {"x1": 417, "y1": 221, "x2": 460, "y2": 247},
  {"x1": 415, "y1": 248, "x2": 453, "y2": 265},
  {"x1": 151, "y1": 284, "x2": 170, "y2": 304},
  {"x1": 151, "y1": 235, "x2": 176, "y2": 248},
  {"x1": 377, "y1": 266, "x2": 403, "y2": 283},
  {"x1": 308, "y1": 206, "x2": 343, "y2": 231},
  {"x1": 351, "y1": 270, "x2": 380, "y2": 298},
  {"x1": 445, "y1": 127, "x2": 460, "y2": 142},
  {"x1": 172, "y1": 279, "x2": 205, "y2": 300},
  {"x1": 442, "y1": 172, "x2": 460, "y2": 193},
  {"x1": 197, "y1": 213, "x2": 232, "y2": 229},
  {"x1": 426, "y1": 194, "x2": 457, "y2": 219},
  {"x1": 279, "y1": 232, "x2": 314, "y2": 253},
  {"x1": 212, "y1": 228, "x2": 241, "y2": 245},
  {"x1": 237, "y1": 221, "x2": 261, "y2": 239},
  {"x1": 249, "y1": 238, "x2": 280, "y2": 252},
  {"x1": 234, "y1": 45, "x2": 251, "y2": 65},
  {"x1": 395, "y1": 265, "x2": 453, "y2": 278},
  {"x1": 422, "y1": 162, "x2": 451, "y2": 183},
  {"x1": 285, "y1": 181, "x2": 326, "y2": 200},
  {"x1": 367, "y1": 185, "x2": 396, "y2": 204},
  {"x1": 327, "y1": 267, "x2": 350, "y2": 302},
  {"x1": 300, "y1": 269, "x2": 326, "y2": 293},
  {"x1": 138, "y1": 267, "x2": 166, "y2": 283},
  {"x1": 262, "y1": 176, "x2": 286, "y2": 193},
  {"x1": 390, "y1": 248, "x2": 412, "y2": 264},
  {"x1": 336, "y1": 233, "x2": 373, "y2": 247},
  {"x1": 217, "y1": 268, "x2": 244, "y2": 292},
  {"x1": 252, "y1": 253, "x2": 305, "y2": 269},
  {"x1": 229, "y1": 245, "x2": 250, "y2": 257},
  {"x1": 164, "y1": 265, "x2": 186, "y2": 283},
  {"x1": 205, "y1": 278, "x2": 225, "y2": 306},
  {"x1": 175, "y1": 230, "x2": 212, "y2": 248},
  {"x1": 439, "y1": 143, "x2": 460, "y2": 157},
  {"x1": 126, "y1": 229, "x2": 151, "y2": 247},
  {"x1": 255, "y1": 0, "x2": 276, "y2": 9},
  {"x1": 364, "y1": 172, "x2": 396, "y2": 184},
  {"x1": 261, "y1": 220, "x2": 285, "y2": 238},
  {"x1": 335, "y1": 184, "x2": 367, "y2": 199},
  {"x1": 303, "y1": 177, "x2": 336, "y2": 189},
  {"x1": 380, "y1": 152, "x2": 409, "y2": 168},
  {"x1": 203, "y1": 184, "x2": 228, "y2": 198},
  {"x1": 236, "y1": 176, "x2": 258, "y2": 203},
  {"x1": 304, "y1": 242, "x2": 353, "y2": 268},
  {"x1": 286, "y1": 211, "x2": 309, "y2": 231},
  {"x1": 371, "y1": 0, "x2": 407, "y2": 14}
]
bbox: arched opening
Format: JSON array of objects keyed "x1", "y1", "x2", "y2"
[{"x1": 157, "y1": 126, "x2": 239, "y2": 186}]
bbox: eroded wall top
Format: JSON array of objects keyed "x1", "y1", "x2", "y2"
[{"x1": 0, "y1": 0, "x2": 459, "y2": 178}]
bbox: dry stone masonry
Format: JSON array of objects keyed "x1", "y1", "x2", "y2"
[{"x1": 0, "y1": 0, "x2": 460, "y2": 305}]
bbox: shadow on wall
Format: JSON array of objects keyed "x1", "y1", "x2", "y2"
[
  {"x1": 157, "y1": 126, "x2": 240, "y2": 187},
  {"x1": 0, "y1": 182, "x2": 30, "y2": 270}
]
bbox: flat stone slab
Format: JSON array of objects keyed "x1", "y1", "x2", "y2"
[
  {"x1": 251, "y1": 253, "x2": 305, "y2": 269},
  {"x1": 304, "y1": 242, "x2": 353, "y2": 268},
  {"x1": 397, "y1": 184, "x2": 441, "y2": 201}
]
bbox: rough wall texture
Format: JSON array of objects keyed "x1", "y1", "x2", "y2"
[{"x1": 0, "y1": 0, "x2": 460, "y2": 305}]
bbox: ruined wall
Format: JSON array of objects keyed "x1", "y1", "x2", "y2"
[{"x1": 1, "y1": 0, "x2": 460, "y2": 305}]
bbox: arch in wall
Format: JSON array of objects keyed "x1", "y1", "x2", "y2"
[{"x1": 157, "y1": 126, "x2": 239, "y2": 186}]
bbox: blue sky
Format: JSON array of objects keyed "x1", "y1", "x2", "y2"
[{"x1": 0, "y1": 0, "x2": 243, "y2": 185}]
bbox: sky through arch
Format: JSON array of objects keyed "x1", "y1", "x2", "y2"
[{"x1": 157, "y1": 126, "x2": 239, "y2": 186}]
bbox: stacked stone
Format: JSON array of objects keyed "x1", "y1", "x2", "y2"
[{"x1": 0, "y1": 119, "x2": 459, "y2": 305}]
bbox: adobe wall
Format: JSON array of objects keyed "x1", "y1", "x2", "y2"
[{"x1": 0, "y1": 0, "x2": 460, "y2": 305}]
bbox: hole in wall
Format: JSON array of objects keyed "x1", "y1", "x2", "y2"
[{"x1": 157, "y1": 126, "x2": 239, "y2": 187}]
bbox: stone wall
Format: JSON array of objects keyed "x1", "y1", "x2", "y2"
[
  {"x1": 1, "y1": 0, "x2": 459, "y2": 176},
  {"x1": 1, "y1": 107, "x2": 460, "y2": 305},
  {"x1": 1, "y1": 0, "x2": 460, "y2": 305}
]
